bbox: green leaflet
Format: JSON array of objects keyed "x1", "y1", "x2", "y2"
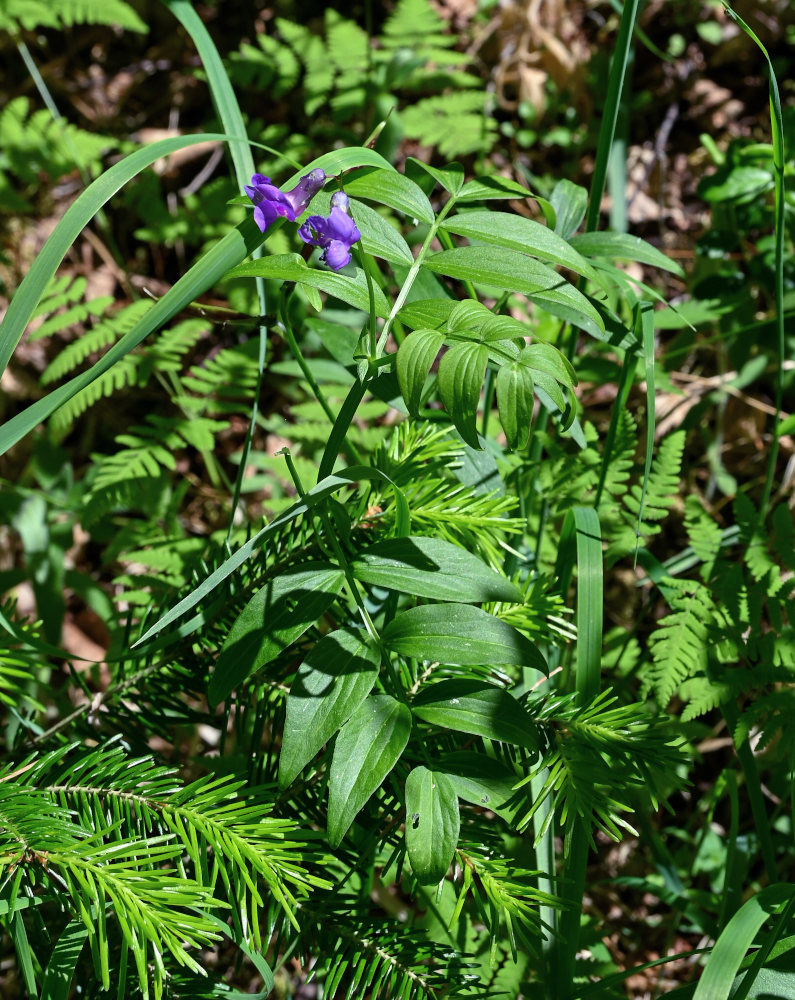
[
  {"x1": 411, "y1": 679, "x2": 539, "y2": 755},
  {"x1": 397, "y1": 298, "x2": 455, "y2": 331},
  {"x1": 279, "y1": 628, "x2": 380, "y2": 790},
  {"x1": 405, "y1": 766, "x2": 460, "y2": 885},
  {"x1": 569, "y1": 231, "x2": 685, "y2": 276},
  {"x1": 437, "y1": 341, "x2": 488, "y2": 449},
  {"x1": 408, "y1": 157, "x2": 465, "y2": 195},
  {"x1": 423, "y1": 246, "x2": 604, "y2": 339},
  {"x1": 441, "y1": 211, "x2": 599, "y2": 283},
  {"x1": 550, "y1": 178, "x2": 587, "y2": 239},
  {"x1": 437, "y1": 751, "x2": 520, "y2": 822},
  {"x1": 327, "y1": 694, "x2": 412, "y2": 847},
  {"x1": 457, "y1": 174, "x2": 538, "y2": 203},
  {"x1": 446, "y1": 298, "x2": 527, "y2": 342},
  {"x1": 351, "y1": 535, "x2": 522, "y2": 603},
  {"x1": 343, "y1": 166, "x2": 435, "y2": 224},
  {"x1": 496, "y1": 360, "x2": 534, "y2": 450},
  {"x1": 226, "y1": 253, "x2": 390, "y2": 316},
  {"x1": 382, "y1": 603, "x2": 548, "y2": 674},
  {"x1": 395, "y1": 328, "x2": 444, "y2": 415},
  {"x1": 209, "y1": 562, "x2": 345, "y2": 705}
]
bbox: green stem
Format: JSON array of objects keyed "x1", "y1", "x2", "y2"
[
  {"x1": 722, "y1": 701, "x2": 777, "y2": 883},
  {"x1": 377, "y1": 196, "x2": 458, "y2": 353}
]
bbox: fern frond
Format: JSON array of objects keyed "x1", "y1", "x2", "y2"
[
  {"x1": 607, "y1": 429, "x2": 685, "y2": 561},
  {"x1": 646, "y1": 577, "x2": 716, "y2": 705},
  {"x1": 0, "y1": 0, "x2": 146, "y2": 31},
  {"x1": 734, "y1": 493, "x2": 785, "y2": 593},
  {"x1": 381, "y1": 0, "x2": 456, "y2": 51},
  {"x1": 0, "y1": 604, "x2": 46, "y2": 716},
  {"x1": 181, "y1": 340, "x2": 260, "y2": 412},
  {"x1": 401, "y1": 92, "x2": 496, "y2": 158},
  {"x1": 684, "y1": 494, "x2": 722, "y2": 579},
  {"x1": 1, "y1": 98, "x2": 116, "y2": 185},
  {"x1": 149, "y1": 319, "x2": 210, "y2": 373},
  {"x1": 599, "y1": 407, "x2": 638, "y2": 501}
]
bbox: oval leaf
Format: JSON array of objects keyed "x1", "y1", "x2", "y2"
[
  {"x1": 396, "y1": 328, "x2": 444, "y2": 416},
  {"x1": 328, "y1": 694, "x2": 412, "y2": 847},
  {"x1": 351, "y1": 536, "x2": 522, "y2": 603},
  {"x1": 405, "y1": 766, "x2": 460, "y2": 885},
  {"x1": 412, "y1": 679, "x2": 539, "y2": 754},
  {"x1": 438, "y1": 750, "x2": 521, "y2": 822},
  {"x1": 209, "y1": 562, "x2": 345, "y2": 705},
  {"x1": 227, "y1": 253, "x2": 390, "y2": 316},
  {"x1": 382, "y1": 603, "x2": 548, "y2": 675},
  {"x1": 442, "y1": 211, "x2": 598, "y2": 282},
  {"x1": 343, "y1": 166, "x2": 435, "y2": 224},
  {"x1": 569, "y1": 232, "x2": 684, "y2": 276},
  {"x1": 497, "y1": 361, "x2": 534, "y2": 450},
  {"x1": 423, "y1": 246, "x2": 604, "y2": 339},
  {"x1": 550, "y1": 178, "x2": 587, "y2": 239},
  {"x1": 437, "y1": 341, "x2": 488, "y2": 449},
  {"x1": 279, "y1": 628, "x2": 380, "y2": 790}
]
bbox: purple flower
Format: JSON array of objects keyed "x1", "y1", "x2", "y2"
[
  {"x1": 245, "y1": 168, "x2": 326, "y2": 233},
  {"x1": 298, "y1": 191, "x2": 361, "y2": 271}
]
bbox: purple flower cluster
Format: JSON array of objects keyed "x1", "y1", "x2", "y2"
[
  {"x1": 298, "y1": 192, "x2": 361, "y2": 271},
  {"x1": 245, "y1": 170, "x2": 361, "y2": 272}
]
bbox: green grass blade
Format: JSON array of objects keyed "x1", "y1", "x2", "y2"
[
  {"x1": 693, "y1": 885, "x2": 795, "y2": 1000},
  {"x1": 585, "y1": 0, "x2": 641, "y2": 234},
  {"x1": 164, "y1": 0, "x2": 254, "y2": 189},
  {"x1": 162, "y1": 0, "x2": 269, "y2": 546},
  {"x1": 41, "y1": 920, "x2": 88, "y2": 1000},
  {"x1": 0, "y1": 132, "x2": 228, "y2": 379},
  {"x1": 635, "y1": 301, "x2": 656, "y2": 555},
  {"x1": 11, "y1": 911, "x2": 38, "y2": 997},
  {"x1": 720, "y1": 3, "x2": 785, "y2": 522},
  {"x1": 0, "y1": 218, "x2": 264, "y2": 456},
  {"x1": 552, "y1": 507, "x2": 603, "y2": 997}
]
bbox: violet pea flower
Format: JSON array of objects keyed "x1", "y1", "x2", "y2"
[
  {"x1": 298, "y1": 191, "x2": 361, "y2": 271},
  {"x1": 245, "y1": 168, "x2": 326, "y2": 233}
]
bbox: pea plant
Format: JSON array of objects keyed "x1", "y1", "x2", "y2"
[{"x1": 0, "y1": 2, "x2": 791, "y2": 999}]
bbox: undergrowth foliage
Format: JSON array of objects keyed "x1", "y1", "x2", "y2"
[{"x1": 0, "y1": 1, "x2": 792, "y2": 999}]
